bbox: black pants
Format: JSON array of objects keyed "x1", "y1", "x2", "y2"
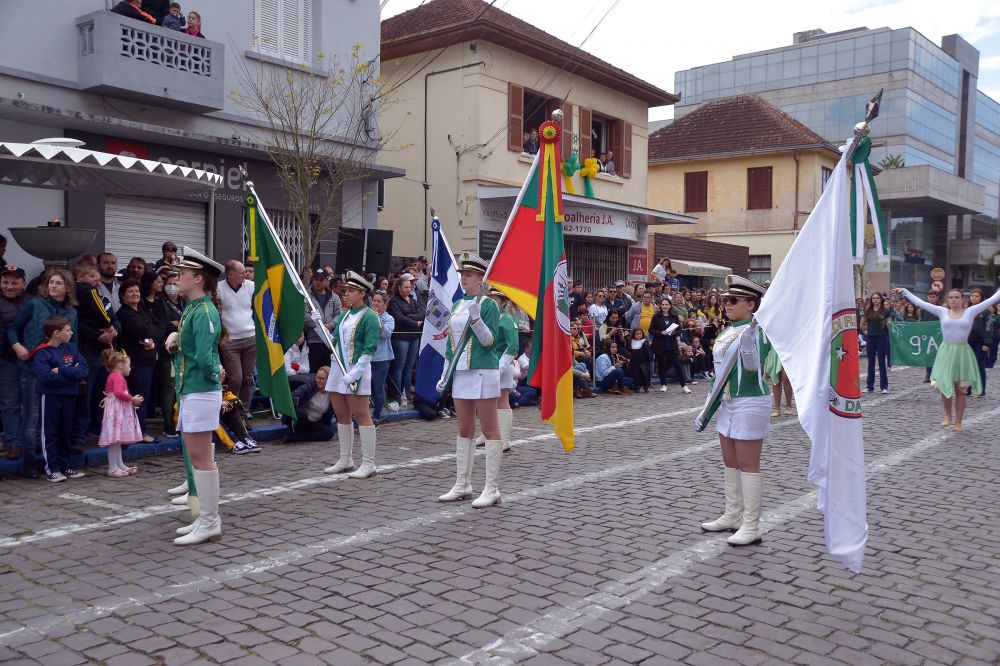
[
  {"x1": 656, "y1": 350, "x2": 687, "y2": 387},
  {"x1": 308, "y1": 343, "x2": 332, "y2": 375},
  {"x1": 40, "y1": 394, "x2": 77, "y2": 476},
  {"x1": 283, "y1": 407, "x2": 333, "y2": 443},
  {"x1": 221, "y1": 408, "x2": 252, "y2": 443}
]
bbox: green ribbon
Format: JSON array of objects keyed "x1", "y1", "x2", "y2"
[{"x1": 849, "y1": 136, "x2": 888, "y2": 263}]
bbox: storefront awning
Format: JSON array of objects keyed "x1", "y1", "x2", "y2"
[
  {"x1": 0, "y1": 138, "x2": 223, "y2": 195},
  {"x1": 671, "y1": 259, "x2": 731, "y2": 277}
]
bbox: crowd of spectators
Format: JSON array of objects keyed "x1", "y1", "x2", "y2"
[{"x1": 111, "y1": 0, "x2": 206, "y2": 38}]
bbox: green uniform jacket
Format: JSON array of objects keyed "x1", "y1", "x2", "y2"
[
  {"x1": 701, "y1": 319, "x2": 772, "y2": 427},
  {"x1": 496, "y1": 311, "x2": 519, "y2": 363},
  {"x1": 174, "y1": 295, "x2": 222, "y2": 395},
  {"x1": 333, "y1": 306, "x2": 381, "y2": 365},
  {"x1": 446, "y1": 295, "x2": 501, "y2": 370}
]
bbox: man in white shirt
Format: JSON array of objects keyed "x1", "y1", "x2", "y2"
[{"x1": 218, "y1": 260, "x2": 257, "y2": 418}]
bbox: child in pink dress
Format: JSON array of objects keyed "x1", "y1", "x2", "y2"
[{"x1": 98, "y1": 349, "x2": 144, "y2": 477}]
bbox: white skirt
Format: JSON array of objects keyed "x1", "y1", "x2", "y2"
[
  {"x1": 717, "y1": 395, "x2": 772, "y2": 440},
  {"x1": 178, "y1": 391, "x2": 223, "y2": 433},
  {"x1": 499, "y1": 364, "x2": 516, "y2": 390},
  {"x1": 453, "y1": 368, "x2": 501, "y2": 400},
  {"x1": 326, "y1": 361, "x2": 372, "y2": 396}
]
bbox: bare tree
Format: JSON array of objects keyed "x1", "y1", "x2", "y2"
[{"x1": 230, "y1": 45, "x2": 392, "y2": 267}]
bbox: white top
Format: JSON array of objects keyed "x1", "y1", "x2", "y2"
[
  {"x1": 218, "y1": 278, "x2": 256, "y2": 340},
  {"x1": 588, "y1": 303, "x2": 608, "y2": 325},
  {"x1": 448, "y1": 299, "x2": 473, "y2": 370},
  {"x1": 652, "y1": 263, "x2": 667, "y2": 281},
  {"x1": 304, "y1": 389, "x2": 329, "y2": 422},
  {"x1": 901, "y1": 288, "x2": 1000, "y2": 344},
  {"x1": 336, "y1": 308, "x2": 365, "y2": 369},
  {"x1": 284, "y1": 343, "x2": 310, "y2": 375}
]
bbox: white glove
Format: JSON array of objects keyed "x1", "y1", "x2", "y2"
[
  {"x1": 436, "y1": 376, "x2": 449, "y2": 394},
  {"x1": 467, "y1": 300, "x2": 481, "y2": 321},
  {"x1": 309, "y1": 310, "x2": 323, "y2": 323},
  {"x1": 739, "y1": 326, "x2": 759, "y2": 371},
  {"x1": 344, "y1": 354, "x2": 372, "y2": 384}
]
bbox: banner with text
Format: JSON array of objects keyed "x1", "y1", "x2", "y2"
[{"x1": 887, "y1": 321, "x2": 942, "y2": 367}]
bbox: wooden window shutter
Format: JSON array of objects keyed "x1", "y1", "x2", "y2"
[
  {"x1": 684, "y1": 171, "x2": 708, "y2": 213},
  {"x1": 621, "y1": 121, "x2": 632, "y2": 178},
  {"x1": 560, "y1": 102, "x2": 574, "y2": 159},
  {"x1": 579, "y1": 108, "x2": 592, "y2": 159},
  {"x1": 747, "y1": 166, "x2": 773, "y2": 209},
  {"x1": 508, "y1": 83, "x2": 524, "y2": 152}
]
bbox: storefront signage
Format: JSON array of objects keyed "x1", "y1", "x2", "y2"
[
  {"x1": 479, "y1": 199, "x2": 640, "y2": 243},
  {"x1": 479, "y1": 230, "x2": 501, "y2": 260},
  {"x1": 627, "y1": 246, "x2": 648, "y2": 281}
]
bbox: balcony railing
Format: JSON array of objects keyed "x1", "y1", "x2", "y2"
[{"x1": 76, "y1": 10, "x2": 225, "y2": 113}]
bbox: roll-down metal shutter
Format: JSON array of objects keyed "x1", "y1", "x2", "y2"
[{"x1": 104, "y1": 196, "x2": 207, "y2": 264}]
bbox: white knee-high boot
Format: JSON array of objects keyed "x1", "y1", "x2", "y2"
[
  {"x1": 472, "y1": 440, "x2": 503, "y2": 508},
  {"x1": 700, "y1": 467, "x2": 743, "y2": 532},
  {"x1": 728, "y1": 472, "x2": 763, "y2": 546},
  {"x1": 439, "y1": 437, "x2": 475, "y2": 501},
  {"x1": 497, "y1": 409, "x2": 513, "y2": 452},
  {"x1": 348, "y1": 426, "x2": 377, "y2": 479},
  {"x1": 324, "y1": 424, "x2": 355, "y2": 474},
  {"x1": 174, "y1": 469, "x2": 222, "y2": 545}
]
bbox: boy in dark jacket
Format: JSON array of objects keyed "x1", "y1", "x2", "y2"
[{"x1": 32, "y1": 316, "x2": 89, "y2": 482}]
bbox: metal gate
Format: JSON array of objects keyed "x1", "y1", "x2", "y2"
[
  {"x1": 565, "y1": 238, "x2": 628, "y2": 291},
  {"x1": 242, "y1": 208, "x2": 306, "y2": 272},
  {"x1": 105, "y1": 197, "x2": 206, "y2": 263}
]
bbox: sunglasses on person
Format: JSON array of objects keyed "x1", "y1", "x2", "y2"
[{"x1": 725, "y1": 296, "x2": 748, "y2": 305}]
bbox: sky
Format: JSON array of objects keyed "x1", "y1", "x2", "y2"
[{"x1": 382, "y1": 0, "x2": 1000, "y2": 121}]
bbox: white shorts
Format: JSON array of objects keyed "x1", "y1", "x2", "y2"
[
  {"x1": 453, "y1": 368, "x2": 501, "y2": 400},
  {"x1": 326, "y1": 361, "x2": 372, "y2": 396},
  {"x1": 178, "y1": 391, "x2": 223, "y2": 433},
  {"x1": 499, "y1": 365, "x2": 516, "y2": 390},
  {"x1": 717, "y1": 395, "x2": 772, "y2": 440}
]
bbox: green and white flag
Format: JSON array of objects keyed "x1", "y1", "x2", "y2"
[{"x1": 888, "y1": 321, "x2": 942, "y2": 366}]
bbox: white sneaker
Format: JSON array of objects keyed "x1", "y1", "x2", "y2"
[
  {"x1": 682, "y1": 386, "x2": 692, "y2": 394},
  {"x1": 881, "y1": 389, "x2": 889, "y2": 394},
  {"x1": 660, "y1": 385, "x2": 667, "y2": 393},
  {"x1": 244, "y1": 440, "x2": 263, "y2": 453},
  {"x1": 387, "y1": 401, "x2": 400, "y2": 413}
]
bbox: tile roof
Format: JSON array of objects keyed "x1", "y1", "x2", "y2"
[
  {"x1": 648, "y1": 95, "x2": 837, "y2": 161},
  {"x1": 381, "y1": 0, "x2": 678, "y2": 107}
]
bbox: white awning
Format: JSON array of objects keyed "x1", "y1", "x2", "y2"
[
  {"x1": 671, "y1": 259, "x2": 731, "y2": 277},
  {"x1": 0, "y1": 138, "x2": 223, "y2": 195}
]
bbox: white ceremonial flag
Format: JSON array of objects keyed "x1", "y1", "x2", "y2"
[{"x1": 755, "y1": 142, "x2": 868, "y2": 572}]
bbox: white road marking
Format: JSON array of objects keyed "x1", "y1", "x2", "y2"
[
  {"x1": 0, "y1": 388, "x2": 924, "y2": 644},
  {"x1": 58, "y1": 493, "x2": 131, "y2": 513},
  {"x1": 0, "y1": 385, "x2": 921, "y2": 549},
  {"x1": 0, "y1": 403, "x2": 706, "y2": 548},
  {"x1": 449, "y1": 402, "x2": 1000, "y2": 665}
]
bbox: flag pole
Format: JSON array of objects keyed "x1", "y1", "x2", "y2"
[{"x1": 243, "y1": 176, "x2": 355, "y2": 390}]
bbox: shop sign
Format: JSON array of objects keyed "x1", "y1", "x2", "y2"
[{"x1": 627, "y1": 246, "x2": 648, "y2": 281}]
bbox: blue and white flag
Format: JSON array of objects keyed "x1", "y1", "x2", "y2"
[{"x1": 414, "y1": 217, "x2": 463, "y2": 405}]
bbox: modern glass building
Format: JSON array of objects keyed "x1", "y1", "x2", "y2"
[{"x1": 674, "y1": 27, "x2": 1000, "y2": 292}]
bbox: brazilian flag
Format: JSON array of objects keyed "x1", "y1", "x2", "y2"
[{"x1": 247, "y1": 193, "x2": 305, "y2": 420}]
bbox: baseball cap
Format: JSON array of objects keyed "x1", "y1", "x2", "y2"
[
  {"x1": 0, "y1": 265, "x2": 26, "y2": 279},
  {"x1": 312, "y1": 268, "x2": 330, "y2": 280}
]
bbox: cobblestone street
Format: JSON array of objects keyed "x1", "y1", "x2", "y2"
[{"x1": 1, "y1": 366, "x2": 998, "y2": 665}]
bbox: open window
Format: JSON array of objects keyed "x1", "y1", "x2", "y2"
[
  {"x1": 581, "y1": 110, "x2": 631, "y2": 178},
  {"x1": 507, "y1": 83, "x2": 573, "y2": 158}
]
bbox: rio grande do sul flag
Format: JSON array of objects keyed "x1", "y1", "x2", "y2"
[
  {"x1": 486, "y1": 121, "x2": 574, "y2": 452},
  {"x1": 246, "y1": 192, "x2": 305, "y2": 421},
  {"x1": 754, "y1": 143, "x2": 868, "y2": 572}
]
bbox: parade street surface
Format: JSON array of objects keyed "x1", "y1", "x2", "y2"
[{"x1": 1, "y1": 366, "x2": 998, "y2": 666}]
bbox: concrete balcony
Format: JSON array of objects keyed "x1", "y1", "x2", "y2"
[{"x1": 75, "y1": 10, "x2": 224, "y2": 113}]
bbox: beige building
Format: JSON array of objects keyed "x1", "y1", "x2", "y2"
[
  {"x1": 647, "y1": 95, "x2": 841, "y2": 281},
  {"x1": 378, "y1": 0, "x2": 694, "y2": 287}
]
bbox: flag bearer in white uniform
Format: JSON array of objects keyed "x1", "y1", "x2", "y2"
[
  {"x1": 698, "y1": 276, "x2": 772, "y2": 547},
  {"x1": 437, "y1": 254, "x2": 504, "y2": 507},
  {"x1": 323, "y1": 271, "x2": 382, "y2": 479}
]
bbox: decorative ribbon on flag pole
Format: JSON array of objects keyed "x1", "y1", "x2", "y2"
[{"x1": 849, "y1": 136, "x2": 888, "y2": 264}]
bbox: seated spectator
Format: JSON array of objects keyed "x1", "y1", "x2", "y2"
[
  {"x1": 285, "y1": 335, "x2": 311, "y2": 378},
  {"x1": 112, "y1": 0, "x2": 157, "y2": 23},
  {"x1": 690, "y1": 337, "x2": 712, "y2": 378},
  {"x1": 588, "y1": 289, "x2": 609, "y2": 325},
  {"x1": 220, "y1": 384, "x2": 261, "y2": 455},
  {"x1": 161, "y1": 3, "x2": 186, "y2": 30},
  {"x1": 513, "y1": 342, "x2": 540, "y2": 406},
  {"x1": 577, "y1": 307, "x2": 595, "y2": 340},
  {"x1": 627, "y1": 328, "x2": 653, "y2": 392},
  {"x1": 284, "y1": 368, "x2": 334, "y2": 443},
  {"x1": 595, "y1": 342, "x2": 633, "y2": 394},
  {"x1": 571, "y1": 319, "x2": 592, "y2": 368},
  {"x1": 599, "y1": 311, "x2": 628, "y2": 351}
]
